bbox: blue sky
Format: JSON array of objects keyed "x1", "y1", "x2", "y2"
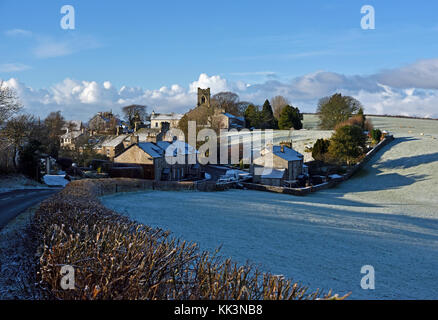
[{"x1": 1, "y1": 0, "x2": 438, "y2": 120}]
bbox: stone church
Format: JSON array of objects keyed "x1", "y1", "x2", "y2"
[{"x1": 196, "y1": 88, "x2": 245, "y2": 130}]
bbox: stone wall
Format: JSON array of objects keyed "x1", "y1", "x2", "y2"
[{"x1": 93, "y1": 177, "x2": 218, "y2": 196}]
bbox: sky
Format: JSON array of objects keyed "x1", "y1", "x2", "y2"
[{"x1": 1, "y1": 0, "x2": 438, "y2": 120}]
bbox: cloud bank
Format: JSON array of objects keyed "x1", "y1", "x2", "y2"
[{"x1": 2, "y1": 58, "x2": 438, "y2": 121}]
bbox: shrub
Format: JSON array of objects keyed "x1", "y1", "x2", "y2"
[
  {"x1": 312, "y1": 139, "x2": 331, "y2": 162},
  {"x1": 371, "y1": 129, "x2": 382, "y2": 143},
  {"x1": 328, "y1": 125, "x2": 367, "y2": 165},
  {"x1": 31, "y1": 179, "x2": 348, "y2": 300}
]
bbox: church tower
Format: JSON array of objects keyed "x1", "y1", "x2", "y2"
[{"x1": 197, "y1": 88, "x2": 211, "y2": 108}]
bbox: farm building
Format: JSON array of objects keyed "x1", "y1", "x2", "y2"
[{"x1": 251, "y1": 143, "x2": 305, "y2": 186}]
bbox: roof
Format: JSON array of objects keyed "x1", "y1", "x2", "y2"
[
  {"x1": 157, "y1": 140, "x2": 198, "y2": 156},
  {"x1": 258, "y1": 168, "x2": 286, "y2": 179},
  {"x1": 222, "y1": 113, "x2": 244, "y2": 122},
  {"x1": 150, "y1": 112, "x2": 183, "y2": 121},
  {"x1": 101, "y1": 134, "x2": 128, "y2": 147},
  {"x1": 61, "y1": 131, "x2": 83, "y2": 139},
  {"x1": 135, "y1": 128, "x2": 161, "y2": 142},
  {"x1": 137, "y1": 142, "x2": 164, "y2": 158},
  {"x1": 270, "y1": 145, "x2": 303, "y2": 161}
]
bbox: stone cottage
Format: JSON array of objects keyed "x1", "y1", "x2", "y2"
[
  {"x1": 251, "y1": 143, "x2": 305, "y2": 186},
  {"x1": 113, "y1": 139, "x2": 202, "y2": 181}
]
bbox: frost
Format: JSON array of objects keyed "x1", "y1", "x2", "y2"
[{"x1": 101, "y1": 116, "x2": 438, "y2": 299}]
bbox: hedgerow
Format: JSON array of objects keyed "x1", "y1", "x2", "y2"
[{"x1": 32, "y1": 179, "x2": 347, "y2": 300}]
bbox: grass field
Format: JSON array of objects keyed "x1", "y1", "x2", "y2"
[{"x1": 102, "y1": 115, "x2": 438, "y2": 299}]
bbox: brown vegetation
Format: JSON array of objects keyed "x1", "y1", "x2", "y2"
[{"x1": 31, "y1": 179, "x2": 347, "y2": 300}]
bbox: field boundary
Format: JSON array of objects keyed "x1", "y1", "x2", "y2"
[{"x1": 91, "y1": 178, "x2": 219, "y2": 196}]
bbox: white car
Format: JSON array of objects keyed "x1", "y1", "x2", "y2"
[{"x1": 217, "y1": 175, "x2": 234, "y2": 183}]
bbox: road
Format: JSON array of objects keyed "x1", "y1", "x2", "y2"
[{"x1": 0, "y1": 189, "x2": 59, "y2": 230}]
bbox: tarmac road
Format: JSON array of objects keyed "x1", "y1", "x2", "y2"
[{"x1": 0, "y1": 189, "x2": 59, "y2": 230}]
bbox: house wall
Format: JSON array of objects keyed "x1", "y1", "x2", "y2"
[
  {"x1": 101, "y1": 143, "x2": 124, "y2": 160},
  {"x1": 288, "y1": 160, "x2": 303, "y2": 180},
  {"x1": 114, "y1": 145, "x2": 165, "y2": 181},
  {"x1": 151, "y1": 119, "x2": 180, "y2": 130},
  {"x1": 259, "y1": 177, "x2": 282, "y2": 186},
  {"x1": 252, "y1": 153, "x2": 303, "y2": 184},
  {"x1": 114, "y1": 145, "x2": 154, "y2": 165}
]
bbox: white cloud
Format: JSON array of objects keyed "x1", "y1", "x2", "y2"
[
  {"x1": 33, "y1": 34, "x2": 102, "y2": 58},
  {"x1": 2, "y1": 63, "x2": 438, "y2": 121},
  {"x1": 0, "y1": 63, "x2": 31, "y2": 73},
  {"x1": 377, "y1": 58, "x2": 438, "y2": 90},
  {"x1": 189, "y1": 73, "x2": 230, "y2": 93},
  {"x1": 4, "y1": 29, "x2": 32, "y2": 37}
]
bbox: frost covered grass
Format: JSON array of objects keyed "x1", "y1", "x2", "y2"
[
  {"x1": 102, "y1": 116, "x2": 438, "y2": 299},
  {"x1": 0, "y1": 205, "x2": 41, "y2": 299},
  {"x1": 0, "y1": 174, "x2": 46, "y2": 193},
  {"x1": 31, "y1": 179, "x2": 341, "y2": 300}
]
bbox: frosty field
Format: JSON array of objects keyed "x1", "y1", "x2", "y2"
[{"x1": 101, "y1": 116, "x2": 438, "y2": 299}]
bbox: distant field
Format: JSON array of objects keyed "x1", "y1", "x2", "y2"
[{"x1": 102, "y1": 116, "x2": 438, "y2": 299}]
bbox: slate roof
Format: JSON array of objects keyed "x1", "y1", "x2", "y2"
[
  {"x1": 138, "y1": 142, "x2": 164, "y2": 158},
  {"x1": 101, "y1": 135, "x2": 128, "y2": 147}
]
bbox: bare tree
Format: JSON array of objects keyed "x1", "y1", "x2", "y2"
[
  {"x1": 211, "y1": 92, "x2": 240, "y2": 115},
  {"x1": 0, "y1": 114, "x2": 35, "y2": 168},
  {"x1": 44, "y1": 111, "x2": 65, "y2": 158},
  {"x1": 270, "y1": 95, "x2": 289, "y2": 119},
  {"x1": 122, "y1": 105, "x2": 147, "y2": 128},
  {"x1": 0, "y1": 81, "x2": 22, "y2": 125}
]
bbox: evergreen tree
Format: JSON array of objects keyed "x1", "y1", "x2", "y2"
[
  {"x1": 278, "y1": 105, "x2": 303, "y2": 130},
  {"x1": 328, "y1": 125, "x2": 367, "y2": 165},
  {"x1": 260, "y1": 100, "x2": 277, "y2": 129},
  {"x1": 244, "y1": 104, "x2": 260, "y2": 129},
  {"x1": 312, "y1": 138, "x2": 330, "y2": 162}
]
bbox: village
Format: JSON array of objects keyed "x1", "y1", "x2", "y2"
[{"x1": 15, "y1": 87, "x2": 388, "y2": 195}]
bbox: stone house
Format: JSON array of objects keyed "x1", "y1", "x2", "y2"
[
  {"x1": 150, "y1": 111, "x2": 183, "y2": 130},
  {"x1": 113, "y1": 139, "x2": 201, "y2": 181},
  {"x1": 96, "y1": 134, "x2": 129, "y2": 159},
  {"x1": 214, "y1": 112, "x2": 245, "y2": 130},
  {"x1": 88, "y1": 111, "x2": 120, "y2": 134},
  {"x1": 114, "y1": 141, "x2": 164, "y2": 180},
  {"x1": 156, "y1": 140, "x2": 200, "y2": 180},
  {"x1": 251, "y1": 143, "x2": 304, "y2": 186},
  {"x1": 60, "y1": 120, "x2": 87, "y2": 149}
]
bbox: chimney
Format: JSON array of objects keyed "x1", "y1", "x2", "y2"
[
  {"x1": 116, "y1": 126, "x2": 120, "y2": 136},
  {"x1": 131, "y1": 135, "x2": 139, "y2": 146},
  {"x1": 281, "y1": 145, "x2": 284, "y2": 153}
]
